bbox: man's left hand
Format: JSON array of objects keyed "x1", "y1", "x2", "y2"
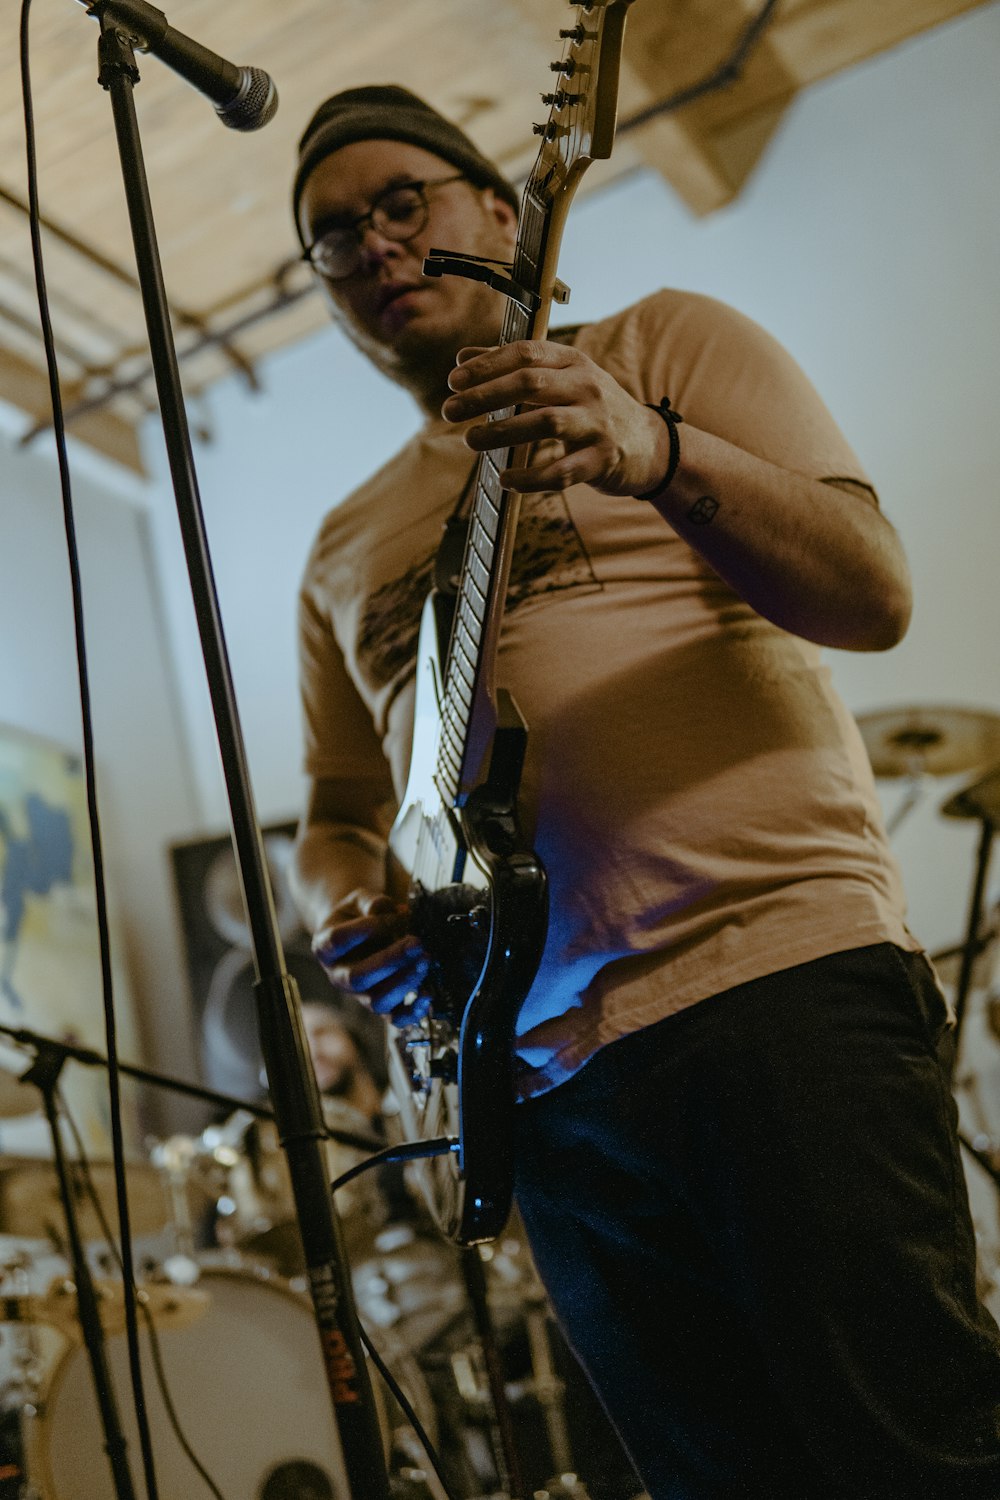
[{"x1": 441, "y1": 341, "x2": 668, "y2": 497}]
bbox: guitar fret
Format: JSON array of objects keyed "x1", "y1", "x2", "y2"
[
  {"x1": 473, "y1": 531, "x2": 497, "y2": 570},
  {"x1": 473, "y1": 503, "x2": 499, "y2": 544},
  {"x1": 442, "y1": 699, "x2": 466, "y2": 737},
  {"x1": 440, "y1": 705, "x2": 464, "y2": 747},
  {"x1": 483, "y1": 452, "x2": 503, "y2": 484},
  {"x1": 464, "y1": 567, "x2": 488, "y2": 609},
  {"x1": 459, "y1": 603, "x2": 485, "y2": 650},
  {"x1": 452, "y1": 642, "x2": 476, "y2": 692},
  {"x1": 468, "y1": 543, "x2": 493, "y2": 592},
  {"x1": 450, "y1": 671, "x2": 472, "y2": 711},
  {"x1": 458, "y1": 598, "x2": 482, "y2": 641},
  {"x1": 438, "y1": 738, "x2": 462, "y2": 782},
  {"x1": 455, "y1": 618, "x2": 479, "y2": 667},
  {"x1": 475, "y1": 502, "x2": 498, "y2": 540}
]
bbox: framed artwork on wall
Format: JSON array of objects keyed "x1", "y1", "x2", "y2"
[{"x1": 0, "y1": 723, "x2": 139, "y2": 1154}]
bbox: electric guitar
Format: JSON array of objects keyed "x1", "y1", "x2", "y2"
[{"x1": 386, "y1": 0, "x2": 635, "y2": 1246}]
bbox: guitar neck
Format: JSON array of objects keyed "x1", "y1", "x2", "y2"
[
  {"x1": 434, "y1": 0, "x2": 633, "y2": 808},
  {"x1": 436, "y1": 199, "x2": 552, "y2": 806}
]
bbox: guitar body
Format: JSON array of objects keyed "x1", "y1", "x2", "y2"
[{"x1": 387, "y1": 593, "x2": 548, "y2": 1245}]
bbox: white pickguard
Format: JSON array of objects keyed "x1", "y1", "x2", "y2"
[{"x1": 388, "y1": 595, "x2": 487, "y2": 897}]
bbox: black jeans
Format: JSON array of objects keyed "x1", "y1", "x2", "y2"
[{"x1": 514, "y1": 944, "x2": 1000, "y2": 1499}]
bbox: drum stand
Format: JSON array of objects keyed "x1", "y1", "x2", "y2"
[
  {"x1": 941, "y1": 766, "x2": 1000, "y2": 1074},
  {"x1": 19, "y1": 1038, "x2": 138, "y2": 1500}
]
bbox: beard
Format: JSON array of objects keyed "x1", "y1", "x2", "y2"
[
  {"x1": 328, "y1": 204, "x2": 512, "y2": 412},
  {"x1": 339, "y1": 286, "x2": 504, "y2": 413}
]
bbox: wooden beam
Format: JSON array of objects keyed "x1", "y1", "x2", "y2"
[
  {"x1": 618, "y1": 2, "x2": 798, "y2": 214},
  {"x1": 0, "y1": 346, "x2": 145, "y2": 475},
  {"x1": 755, "y1": 0, "x2": 994, "y2": 89}
]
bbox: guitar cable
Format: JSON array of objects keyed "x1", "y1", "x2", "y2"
[{"x1": 329, "y1": 1135, "x2": 462, "y2": 1500}]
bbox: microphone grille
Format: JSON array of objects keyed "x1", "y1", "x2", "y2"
[{"x1": 218, "y1": 67, "x2": 279, "y2": 132}]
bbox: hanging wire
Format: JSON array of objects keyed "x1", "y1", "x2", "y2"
[{"x1": 18, "y1": 2, "x2": 160, "y2": 1495}]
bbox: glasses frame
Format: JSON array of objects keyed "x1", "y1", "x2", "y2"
[{"x1": 301, "y1": 174, "x2": 468, "y2": 282}]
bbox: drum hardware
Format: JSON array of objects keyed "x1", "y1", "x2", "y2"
[
  {"x1": 0, "y1": 1042, "x2": 41, "y2": 1121},
  {"x1": 939, "y1": 763, "x2": 1000, "y2": 1073},
  {"x1": 20, "y1": 1263, "x2": 354, "y2": 1500},
  {"x1": 15, "y1": 1037, "x2": 139, "y2": 1500},
  {"x1": 6, "y1": 1277, "x2": 212, "y2": 1342},
  {"x1": 0, "y1": 1156, "x2": 169, "y2": 1245},
  {"x1": 855, "y1": 706, "x2": 1000, "y2": 836},
  {"x1": 459, "y1": 1245, "x2": 534, "y2": 1500}
]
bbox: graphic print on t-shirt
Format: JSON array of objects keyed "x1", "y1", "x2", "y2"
[{"x1": 357, "y1": 488, "x2": 601, "y2": 690}]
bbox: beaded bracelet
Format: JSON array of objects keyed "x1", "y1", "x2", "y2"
[{"x1": 635, "y1": 397, "x2": 684, "y2": 501}]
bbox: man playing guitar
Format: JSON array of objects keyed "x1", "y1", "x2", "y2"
[{"x1": 288, "y1": 78, "x2": 1000, "y2": 1499}]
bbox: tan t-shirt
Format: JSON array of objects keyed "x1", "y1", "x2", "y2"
[{"x1": 299, "y1": 289, "x2": 918, "y2": 1096}]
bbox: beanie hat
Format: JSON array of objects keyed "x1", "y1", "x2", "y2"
[{"x1": 293, "y1": 84, "x2": 519, "y2": 242}]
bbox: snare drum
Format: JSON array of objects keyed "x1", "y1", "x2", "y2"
[{"x1": 23, "y1": 1260, "x2": 434, "y2": 1499}]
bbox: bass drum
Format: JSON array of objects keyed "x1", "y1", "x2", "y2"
[{"x1": 23, "y1": 1260, "x2": 435, "y2": 1500}]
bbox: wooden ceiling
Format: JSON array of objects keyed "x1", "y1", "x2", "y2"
[{"x1": 0, "y1": 0, "x2": 988, "y2": 472}]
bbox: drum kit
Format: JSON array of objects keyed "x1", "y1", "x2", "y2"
[
  {"x1": 0, "y1": 1053, "x2": 645, "y2": 1500},
  {"x1": 855, "y1": 703, "x2": 1000, "y2": 1314}
]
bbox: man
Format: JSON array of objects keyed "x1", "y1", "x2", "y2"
[{"x1": 288, "y1": 84, "x2": 1000, "y2": 1497}]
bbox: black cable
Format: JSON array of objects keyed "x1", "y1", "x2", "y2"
[
  {"x1": 357, "y1": 1323, "x2": 459, "y2": 1500},
  {"x1": 60, "y1": 1097, "x2": 229, "y2": 1500},
  {"x1": 328, "y1": 1135, "x2": 461, "y2": 1500},
  {"x1": 326, "y1": 1134, "x2": 460, "y2": 1196},
  {"x1": 18, "y1": 6, "x2": 158, "y2": 1495},
  {"x1": 137, "y1": 1302, "x2": 227, "y2": 1500}
]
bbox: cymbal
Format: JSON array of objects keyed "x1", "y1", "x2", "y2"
[
  {"x1": 855, "y1": 706, "x2": 1000, "y2": 778},
  {"x1": 0, "y1": 1157, "x2": 169, "y2": 1240}
]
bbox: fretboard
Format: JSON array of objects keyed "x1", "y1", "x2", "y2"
[{"x1": 435, "y1": 189, "x2": 550, "y2": 805}]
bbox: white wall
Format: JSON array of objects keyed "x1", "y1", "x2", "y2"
[{"x1": 0, "y1": 422, "x2": 204, "y2": 1129}]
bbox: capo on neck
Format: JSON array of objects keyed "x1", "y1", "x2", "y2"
[{"x1": 423, "y1": 248, "x2": 570, "y2": 313}]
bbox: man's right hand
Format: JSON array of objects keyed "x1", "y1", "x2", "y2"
[{"x1": 311, "y1": 888, "x2": 432, "y2": 1024}]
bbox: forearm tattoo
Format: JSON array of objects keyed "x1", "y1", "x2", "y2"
[{"x1": 687, "y1": 495, "x2": 719, "y2": 525}]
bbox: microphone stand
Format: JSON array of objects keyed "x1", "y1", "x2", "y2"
[
  {"x1": 19, "y1": 1038, "x2": 137, "y2": 1500},
  {"x1": 0, "y1": 1021, "x2": 387, "y2": 1155},
  {"x1": 75, "y1": 11, "x2": 390, "y2": 1496}
]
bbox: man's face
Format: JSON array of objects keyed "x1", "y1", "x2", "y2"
[
  {"x1": 301, "y1": 1003, "x2": 363, "y2": 1096},
  {"x1": 298, "y1": 139, "x2": 517, "y2": 402}
]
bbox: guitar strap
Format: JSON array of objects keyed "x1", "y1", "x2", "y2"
[{"x1": 432, "y1": 323, "x2": 587, "y2": 599}]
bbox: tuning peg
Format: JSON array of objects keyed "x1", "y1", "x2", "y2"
[
  {"x1": 542, "y1": 91, "x2": 582, "y2": 110},
  {"x1": 549, "y1": 57, "x2": 577, "y2": 76},
  {"x1": 559, "y1": 24, "x2": 585, "y2": 42},
  {"x1": 534, "y1": 120, "x2": 570, "y2": 140}
]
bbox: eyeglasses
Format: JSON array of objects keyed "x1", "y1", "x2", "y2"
[{"x1": 302, "y1": 174, "x2": 467, "y2": 281}]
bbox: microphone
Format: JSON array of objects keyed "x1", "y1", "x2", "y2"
[{"x1": 85, "y1": 0, "x2": 278, "y2": 131}]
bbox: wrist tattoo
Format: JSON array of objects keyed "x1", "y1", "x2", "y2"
[{"x1": 687, "y1": 495, "x2": 719, "y2": 525}]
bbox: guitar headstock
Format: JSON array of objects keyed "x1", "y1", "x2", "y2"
[{"x1": 530, "y1": 0, "x2": 635, "y2": 193}]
